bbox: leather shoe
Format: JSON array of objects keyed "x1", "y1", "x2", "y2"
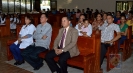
[
  {"x1": 34, "y1": 63, "x2": 44, "y2": 70},
  {"x1": 14, "y1": 61, "x2": 19, "y2": 65},
  {"x1": 18, "y1": 60, "x2": 25, "y2": 65}
]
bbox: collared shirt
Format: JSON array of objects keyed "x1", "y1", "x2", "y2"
[
  {"x1": 14, "y1": 24, "x2": 36, "y2": 49},
  {"x1": 33, "y1": 22, "x2": 52, "y2": 49},
  {"x1": 0, "y1": 18, "x2": 5, "y2": 25},
  {"x1": 13, "y1": 17, "x2": 19, "y2": 23},
  {"x1": 119, "y1": 24, "x2": 128, "y2": 32},
  {"x1": 59, "y1": 26, "x2": 69, "y2": 48},
  {"x1": 75, "y1": 23, "x2": 83, "y2": 35},
  {"x1": 99, "y1": 23, "x2": 120, "y2": 43},
  {"x1": 80, "y1": 24, "x2": 92, "y2": 37}
]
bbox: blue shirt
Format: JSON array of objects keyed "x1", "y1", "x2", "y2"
[{"x1": 33, "y1": 22, "x2": 52, "y2": 49}]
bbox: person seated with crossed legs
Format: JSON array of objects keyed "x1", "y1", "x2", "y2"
[{"x1": 45, "y1": 17, "x2": 80, "y2": 73}]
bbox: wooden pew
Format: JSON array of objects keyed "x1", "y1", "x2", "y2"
[
  {"x1": 120, "y1": 26, "x2": 132, "y2": 61},
  {"x1": 6, "y1": 25, "x2": 22, "y2": 60},
  {"x1": 0, "y1": 25, "x2": 6, "y2": 37},
  {"x1": 7, "y1": 28, "x2": 102, "y2": 73},
  {"x1": 53, "y1": 14, "x2": 66, "y2": 27},
  {"x1": 106, "y1": 31, "x2": 119, "y2": 71},
  {"x1": 126, "y1": 26, "x2": 132, "y2": 59},
  {"x1": 71, "y1": 14, "x2": 76, "y2": 27},
  {"x1": 20, "y1": 15, "x2": 25, "y2": 25},
  {"x1": 33, "y1": 16, "x2": 39, "y2": 27},
  {"x1": 6, "y1": 27, "x2": 60, "y2": 61},
  {"x1": 0, "y1": 16, "x2": 10, "y2": 37},
  {"x1": 39, "y1": 31, "x2": 102, "y2": 73}
]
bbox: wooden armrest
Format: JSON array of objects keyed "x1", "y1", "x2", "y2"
[
  {"x1": 80, "y1": 53, "x2": 95, "y2": 57},
  {"x1": 7, "y1": 39, "x2": 17, "y2": 46}
]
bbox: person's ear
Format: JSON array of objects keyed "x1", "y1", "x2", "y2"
[
  {"x1": 69, "y1": 21, "x2": 71, "y2": 24},
  {"x1": 46, "y1": 18, "x2": 48, "y2": 21},
  {"x1": 113, "y1": 18, "x2": 114, "y2": 21}
]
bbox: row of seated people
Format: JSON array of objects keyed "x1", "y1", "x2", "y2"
[
  {"x1": 8, "y1": 12, "x2": 131, "y2": 73},
  {"x1": 0, "y1": 13, "x2": 20, "y2": 33}
]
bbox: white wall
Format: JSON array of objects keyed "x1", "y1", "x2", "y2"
[{"x1": 57, "y1": 0, "x2": 133, "y2": 12}]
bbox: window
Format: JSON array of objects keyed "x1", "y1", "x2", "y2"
[
  {"x1": 2, "y1": 0, "x2": 34, "y2": 13},
  {"x1": 2, "y1": 0, "x2": 57, "y2": 13},
  {"x1": 116, "y1": 1, "x2": 133, "y2": 12},
  {"x1": 2, "y1": 0, "x2": 8, "y2": 13},
  {"x1": 40, "y1": 0, "x2": 51, "y2": 11},
  {"x1": 9, "y1": 0, "x2": 15, "y2": 13}
]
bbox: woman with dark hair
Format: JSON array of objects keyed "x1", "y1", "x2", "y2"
[
  {"x1": 0, "y1": 14, "x2": 6, "y2": 25},
  {"x1": 92, "y1": 13, "x2": 104, "y2": 30},
  {"x1": 10, "y1": 15, "x2": 36, "y2": 65},
  {"x1": 118, "y1": 16, "x2": 128, "y2": 49},
  {"x1": 103, "y1": 13, "x2": 108, "y2": 24},
  {"x1": 114, "y1": 11, "x2": 121, "y2": 24}
]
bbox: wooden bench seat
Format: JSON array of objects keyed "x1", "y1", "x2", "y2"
[
  {"x1": 120, "y1": 26, "x2": 132, "y2": 61},
  {"x1": 7, "y1": 28, "x2": 101, "y2": 73},
  {"x1": 38, "y1": 32, "x2": 101, "y2": 73}
]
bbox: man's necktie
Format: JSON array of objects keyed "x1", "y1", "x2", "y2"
[{"x1": 60, "y1": 29, "x2": 66, "y2": 49}]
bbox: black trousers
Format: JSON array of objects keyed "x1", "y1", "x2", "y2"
[
  {"x1": 45, "y1": 50, "x2": 70, "y2": 73},
  {"x1": 21, "y1": 45, "x2": 47, "y2": 68},
  {"x1": 100, "y1": 43, "x2": 111, "y2": 66}
]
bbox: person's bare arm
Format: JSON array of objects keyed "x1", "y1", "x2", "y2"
[
  {"x1": 105, "y1": 32, "x2": 121, "y2": 44},
  {"x1": 121, "y1": 28, "x2": 128, "y2": 36}
]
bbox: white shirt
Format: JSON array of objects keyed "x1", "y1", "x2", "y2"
[
  {"x1": 13, "y1": 17, "x2": 19, "y2": 23},
  {"x1": 10, "y1": 18, "x2": 19, "y2": 29},
  {"x1": 0, "y1": 18, "x2": 6, "y2": 25},
  {"x1": 99, "y1": 23, "x2": 120, "y2": 44},
  {"x1": 59, "y1": 26, "x2": 69, "y2": 48},
  {"x1": 10, "y1": 18, "x2": 13, "y2": 21},
  {"x1": 104, "y1": 20, "x2": 107, "y2": 24},
  {"x1": 75, "y1": 23, "x2": 83, "y2": 35},
  {"x1": 14, "y1": 24, "x2": 36, "y2": 49},
  {"x1": 80, "y1": 24, "x2": 92, "y2": 37}
]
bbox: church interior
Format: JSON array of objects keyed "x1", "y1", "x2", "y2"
[{"x1": 0, "y1": 0, "x2": 133, "y2": 73}]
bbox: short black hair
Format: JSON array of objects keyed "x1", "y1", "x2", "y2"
[
  {"x1": 41, "y1": 13, "x2": 48, "y2": 18},
  {"x1": 117, "y1": 11, "x2": 121, "y2": 14},
  {"x1": 103, "y1": 13, "x2": 108, "y2": 16},
  {"x1": 120, "y1": 15, "x2": 126, "y2": 20},
  {"x1": 97, "y1": 13, "x2": 103, "y2": 18},
  {"x1": 107, "y1": 14, "x2": 114, "y2": 18},
  {"x1": 80, "y1": 14, "x2": 86, "y2": 19},
  {"x1": 63, "y1": 16, "x2": 70, "y2": 21},
  {"x1": 25, "y1": 15, "x2": 34, "y2": 24},
  {"x1": 83, "y1": 19, "x2": 89, "y2": 22},
  {"x1": 129, "y1": 11, "x2": 133, "y2": 15}
]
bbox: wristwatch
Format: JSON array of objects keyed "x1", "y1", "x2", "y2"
[{"x1": 62, "y1": 50, "x2": 64, "y2": 52}]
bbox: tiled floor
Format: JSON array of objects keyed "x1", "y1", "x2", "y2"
[
  {"x1": 0, "y1": 36, "x2": 32, "y2": 73},
  {"x1": 0, "y1": 36, "x2": 133, "y2": 73}
]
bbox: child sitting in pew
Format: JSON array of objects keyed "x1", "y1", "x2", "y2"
[{"x1": 80, "y1": 19, "x2": 92, "y2": 37}]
